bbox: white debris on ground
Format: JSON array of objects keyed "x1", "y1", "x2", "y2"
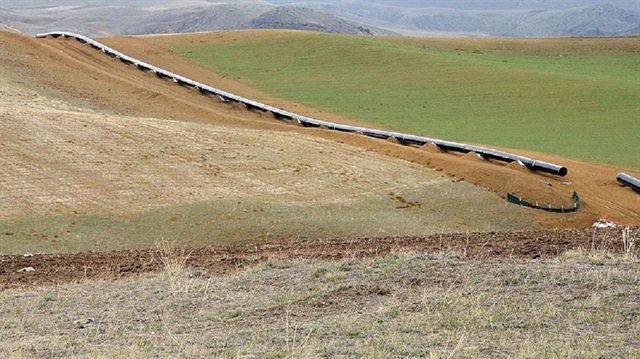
[{"x1": 592, "y1": 218, "x2": 628, "y2": 228}]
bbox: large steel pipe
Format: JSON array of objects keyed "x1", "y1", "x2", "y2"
[
  {"x1": 617, "y1": 173, "x2": 640, "y2": 192},
  {"x1": 35, "y1": 31, "x2": 569, "y2": 177}
]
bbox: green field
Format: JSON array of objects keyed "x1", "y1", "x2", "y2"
[
  {"x1": 0, "y1": 184, "x2": 535, "y2": 254},
  {"x1": 175, "y1": 33, "x2": 640, "y2": 169}
]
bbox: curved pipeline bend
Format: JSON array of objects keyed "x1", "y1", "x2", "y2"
[{"x1": 35, "y1": 31, "x2": 568, "y2": 177}]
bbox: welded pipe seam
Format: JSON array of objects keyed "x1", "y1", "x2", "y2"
[{"x1": 35, "y1": 31, "x2": 568, "y2": 177}]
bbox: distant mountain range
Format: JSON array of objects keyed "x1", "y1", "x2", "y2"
[
  {"x1": 0, "y1": 1, "x2": 392, "y2": 36},
  {"x1": 1, "y1": 0, "x2": 638, "y2": 37},
  {"x1": 270, "y1": 1, "x2": 640, "y2": 36}
]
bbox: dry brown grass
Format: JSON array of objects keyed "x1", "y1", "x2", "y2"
[
  {"x1": 1, "y1": 241, "x2": 638, "y2": 358},
  {"x1": 155, "y1": 241, "x2": 193, "y2": 296},
  {"x1": 0, "y1": 69, "x2": 537, "y2": 255}
]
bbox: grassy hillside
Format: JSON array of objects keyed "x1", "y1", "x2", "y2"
[
  {"x1": 175, "y1": 33, "x2": 640, "y2": 169},
  {"x1": 1, "y1": 63, "x2": 535, "y2": 255}
]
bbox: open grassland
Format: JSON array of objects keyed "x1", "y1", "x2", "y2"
[
  {"x1": 1, "y1": 186, "x2": 531, "y2": 255},
  {"x1": 175, "y1": 33, "x2": 640, "y2": 169},
  {"x1": 1, "y1": 245, "x2": 638, "y2": 358}
]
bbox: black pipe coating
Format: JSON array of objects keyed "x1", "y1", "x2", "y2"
[{"x1": 617, "y1": 173, "x2": 640, "y2": 193}]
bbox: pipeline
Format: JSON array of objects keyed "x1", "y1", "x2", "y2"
[
  {"x1": 617, "y1": 173, "x2": 640, "y2": 193},
  {"x1": 35, "y1": 31, "x2": 568, "y2": 177}
]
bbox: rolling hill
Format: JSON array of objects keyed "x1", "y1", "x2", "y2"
[
  {"x1": 1, "y1": 30, "x2": 544, "y2": 255},
  {"x1": 172, "y1": 31, "x2": 640, "y2": 170},
  {"x1": 1, "y1": 0, "x2": 638, "y2": 37},
  {"x1": 276, "y1": 1, "x2": 640, "y2": 36},
  {"x1": 0, "y1": 25, "x2": 639, "y2": 359},
  {"x1": 0, "y1": 1, "x2": 390, "y2": 37},
  {"x1": 0, "y1": 29, "x2": 637, "y2": 267}
]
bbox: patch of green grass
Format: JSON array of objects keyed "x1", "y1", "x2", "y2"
[
  {"x1": 175, "y1": 33, "x2": 640, "y2": 169},
  {"x1": 0, "y1": 182, "x2": 535, "y2": 254},
  {"x1": 1, "y1": 251, "x2": 638, "y2": 358}
]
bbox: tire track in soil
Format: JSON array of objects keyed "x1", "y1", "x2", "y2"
[{"x1": 1, "y1": 227, "x2": 636, "y2": 291}]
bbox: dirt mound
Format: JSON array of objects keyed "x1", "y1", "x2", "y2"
[
  {"x1": 1, "y1": 227, "x2": 636, "y2": 291},
  {"x1": 504, "y1": 159, "x2": 532, "y2": 173},
  {"x1": 420, "y1": 143, "x2": 443, "y2": 154},
  {"x1": 1, "y1": 30, "x2": 638, "y2": 230},
  {"x1": 461, "y1": 151, "x2": 485, "y2": 162}
]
